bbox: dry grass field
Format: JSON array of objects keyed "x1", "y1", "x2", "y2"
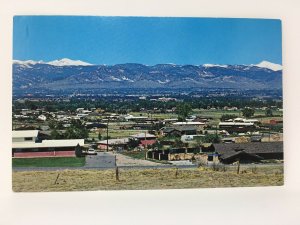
[{"x1": 12, "y1": 166, "x2": 283, "y2": 192}]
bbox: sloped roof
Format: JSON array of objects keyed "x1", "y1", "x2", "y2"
[
  {"x1": 219, "y1": 150, "x2": 263, "y2": 161},
  {"x1": 175, "y1": 126, "x2": 197, "y2": 132},
  {"x1": 131, "y1": 133, "x2": 156, "y2": 139},
  {"x1": 98, "y1": 138, "x2": 129, "y2": 145},
  {"x1": 214, "y1": 142, "x2": 283, "y2": 155},
  {"x1": 12, "y1": 130, "x2": 39, "y2": 138},
  {"x1": 12, "y1": 139, "x2": 85, "y2": 149},
  {"x1": 140, "y1": 139, "x2": 157, "y2": 146}
]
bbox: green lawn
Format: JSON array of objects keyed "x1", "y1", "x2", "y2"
[{"x1": 12, "y1": 157, "x2": 86, "y2": 168}]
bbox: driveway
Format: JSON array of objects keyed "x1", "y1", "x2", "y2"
[{"x1": 84, "y1": 152, "x2": 116, "y2": 168}]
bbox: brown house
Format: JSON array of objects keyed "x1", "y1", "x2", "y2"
[{"x1": 213, "y1": 142, "x2": 283, "y2": 164}]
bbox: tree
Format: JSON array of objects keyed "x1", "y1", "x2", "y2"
[
  {"x1": 220, "y1": 114, "x2": 237, "y2": 121},
  {"x1": 242, "y1": 108, "x2": 255, "y2": 118},
  {"x1": 98, "y1": 132, "x2": 102, "y2": 140},
  {"x1": 63, "y1": 120, "x2": 89, "y2": 139},
  {"x1": 201, "y1": 134, "x2": 220, "y2": 143},
  {"x1": 265, "y1": 108, "x2": 273, "y2": 117},
  {"x1": 150, "y1": 141, "x2": 163, "y2": 150},
  {"x1": 75, "y1": 144, "x2": 83, "y2": 157},
  {"x1": 50, "y1": 129, "x2": 62, "y2": 139},
  {"x1": 176, "y1": 103, "x2": 192, "y2": 121},
  {"x1": 127, "y1": 138, "x2": 140, "y2": 150},
  {"x1": 173, "y1": 138, "x2": 185, "y2": 148}
]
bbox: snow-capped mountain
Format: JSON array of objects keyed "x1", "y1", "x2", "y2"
[
  {"x1": 13, "y1": 58, "x2": 93, "y2": 67},
  {"x1": 203, "y1": 64, "x2": 228, "y2": 68},
  {"x1": 47, "y1": 58, "x2": 93, "y2": 66},
  {"x1": 13, "y1": 60, "x2": 45, "y2": 68},
  {"x1": 253, "y1": 61, "x2": 282, "y2": 71},
  {"x1": 12, "y1": 60, "x2": 282, "y2": 93}
]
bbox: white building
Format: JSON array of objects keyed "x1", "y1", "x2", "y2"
[
  {"x1": 12, "y1": 130, "x2": 39, "y2": 143},
  {"x1": 38, "y1": 114, "x2": 47, "y2": 121}
]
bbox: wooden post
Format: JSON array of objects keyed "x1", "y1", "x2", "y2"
[
  {"x1": 54, "y1": 173, "x2": 60, "y2": 185},
  {"x1": 115, "y1": 155, "x2": 119, "y2": 181},
  {"x1": 175, "y1": 167, "x2": 178, "y2": 179},
  {"x1": 116, "y1": 166, "x2": 119, "y2": 181},
  {"x1": 237, "y1": 159, "x2": 240, "y2": 174}
]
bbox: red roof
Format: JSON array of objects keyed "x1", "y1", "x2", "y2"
[{"x1": 140, "y1": 140, "x2": 157, "y2": 146}]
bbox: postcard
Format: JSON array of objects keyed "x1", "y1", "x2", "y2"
[{"x1": 12, "y1": 16, "x2": 283, "y2": 192}]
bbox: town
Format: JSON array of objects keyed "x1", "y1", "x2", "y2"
[{"x1": 12, "y1": 93, "x2": 283, "y2": 191}]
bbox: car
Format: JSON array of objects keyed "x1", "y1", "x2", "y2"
[{"x1": 87, "y1": 149, "x2": 97, "y2": 155}]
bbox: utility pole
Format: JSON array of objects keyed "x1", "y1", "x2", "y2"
[
  {"x1": 106, "y1": 116, "x2": 109, "y2": 152},
  {"x1": 144, "y1": 131, "x2": 148, "y2": 160}
]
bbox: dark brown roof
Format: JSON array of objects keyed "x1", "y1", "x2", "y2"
[
  {"x1": 214, "y1": 142, "x2": 283, "y2": 155},
  {"x1": 220, "y1": 150, "x2": 264, "y2": 161}
]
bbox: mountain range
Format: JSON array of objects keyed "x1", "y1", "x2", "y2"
[{"x1": 13, "y1": 58, "x2": 282, "y2": 93}]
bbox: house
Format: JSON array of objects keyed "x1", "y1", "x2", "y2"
[
  {"x1": 140, "y1": 139, "x2": 157, "y2": 148},
  {"x1": 160, "y1": 127, "x2": 181, "y2": 137},
  {"x1": 131, "y1": 133, "x2": 156, "y2": 140},
  {"x1": 124, "y1": 114, "x2": 148, "y2": 121},
  {"x1": 218, "y1": 121, "x2": 256, "y2": 133},
  {"x1": 160, "y1": 126, "x2": 197, "y2": 137},
  {"x1": 12, "y1": 130, "x2": 85, "y2": 158},
  {"x1": 12, "y1": 139, "x2": 85, "y2": 158},
  {"x1": 172, "y1": 121, "x2": 205, "y2": 128},
  {"x1": 146, "y1": 147, "x2": 209, "y2": 162},
  {"x1": 176, "y1": 126, "x2": 197, "y2": 135},
  {"x1": 12, "y1": 130, "x2": 39, "y2": 143},
  {"x1": 97, "y1": 138, "x2": 130, "y2": 150},
  {"x1": 37, "y1": 114, "x2": 47, "y2": 121},
  {"x1": 85, "y1": 122, "x2": 107, "y2": 129},
  {"x1": 213, "y1": 142, "x2": 283, "y2": 164}
]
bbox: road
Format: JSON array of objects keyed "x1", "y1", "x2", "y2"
[
  {"x1": 84, "y1": 152, "x2": 116, "y2": 168},
  {"x1": 12, "y1": 151, "x2": 283, "y2": 172}
]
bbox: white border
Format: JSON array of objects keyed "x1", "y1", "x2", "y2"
[{"x1": 1, "y1": 0, "x2": 300, "y2": 224}]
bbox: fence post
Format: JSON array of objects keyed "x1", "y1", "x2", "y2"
[
  {"x1": 54, "y1": 173, "x2": 60, "y2": 185},
  {"x1": 116, "y1": 166, "x2": 119, "y2": 181},
  {"x1": 115, "y1": 155, "x2": 119, "y2": 181},
  {"x1": 237, "y1": 159, "x2": 240, "y2": 174}
]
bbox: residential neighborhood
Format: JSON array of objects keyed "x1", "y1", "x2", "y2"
[{"x1": 12, "y1": 94, "x2": 284, "y2": 192}]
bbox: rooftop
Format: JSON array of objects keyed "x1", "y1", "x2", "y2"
[
  {"x1": 98, "y1": 138, "x2": 129, "y2": 145},
  {"x1": 214, "y1": 142, "x2": 283, "y2": 157},
  {"x1": 12, "y1": 139, "x2": 85, "y2": 149},
  {"x1": 131, "y1": 133, "x2": 156, "y2": 139},
  {"x1": 12, "y1": 130, "x2": 39, "y2": 138}
]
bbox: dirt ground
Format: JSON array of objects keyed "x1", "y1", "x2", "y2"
[
  {"x1": 115, "y1": 153, "x2": 164, "y2": 166},
  {"x1": 12, "y1": 165, "x2": 283, "y2": 192}
]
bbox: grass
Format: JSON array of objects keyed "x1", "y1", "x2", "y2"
[
  {"x1": 12, "y1": 157, "x2": 86, "y2": 168},
  {"x1": 12, "y1": 165, "x2": 283, "y2": 192}
]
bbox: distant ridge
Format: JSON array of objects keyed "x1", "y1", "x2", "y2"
[{"x1": 13, "y1": 60, "x2": 282, "y2": 92}]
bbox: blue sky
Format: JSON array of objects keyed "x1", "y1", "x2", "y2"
[{"x1": 13, "y1": 16, "x2": 282, "y2": 65}]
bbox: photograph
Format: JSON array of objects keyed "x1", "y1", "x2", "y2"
[{"x1": 12, "y1": 16, "x2": 283, "y2": 192}]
